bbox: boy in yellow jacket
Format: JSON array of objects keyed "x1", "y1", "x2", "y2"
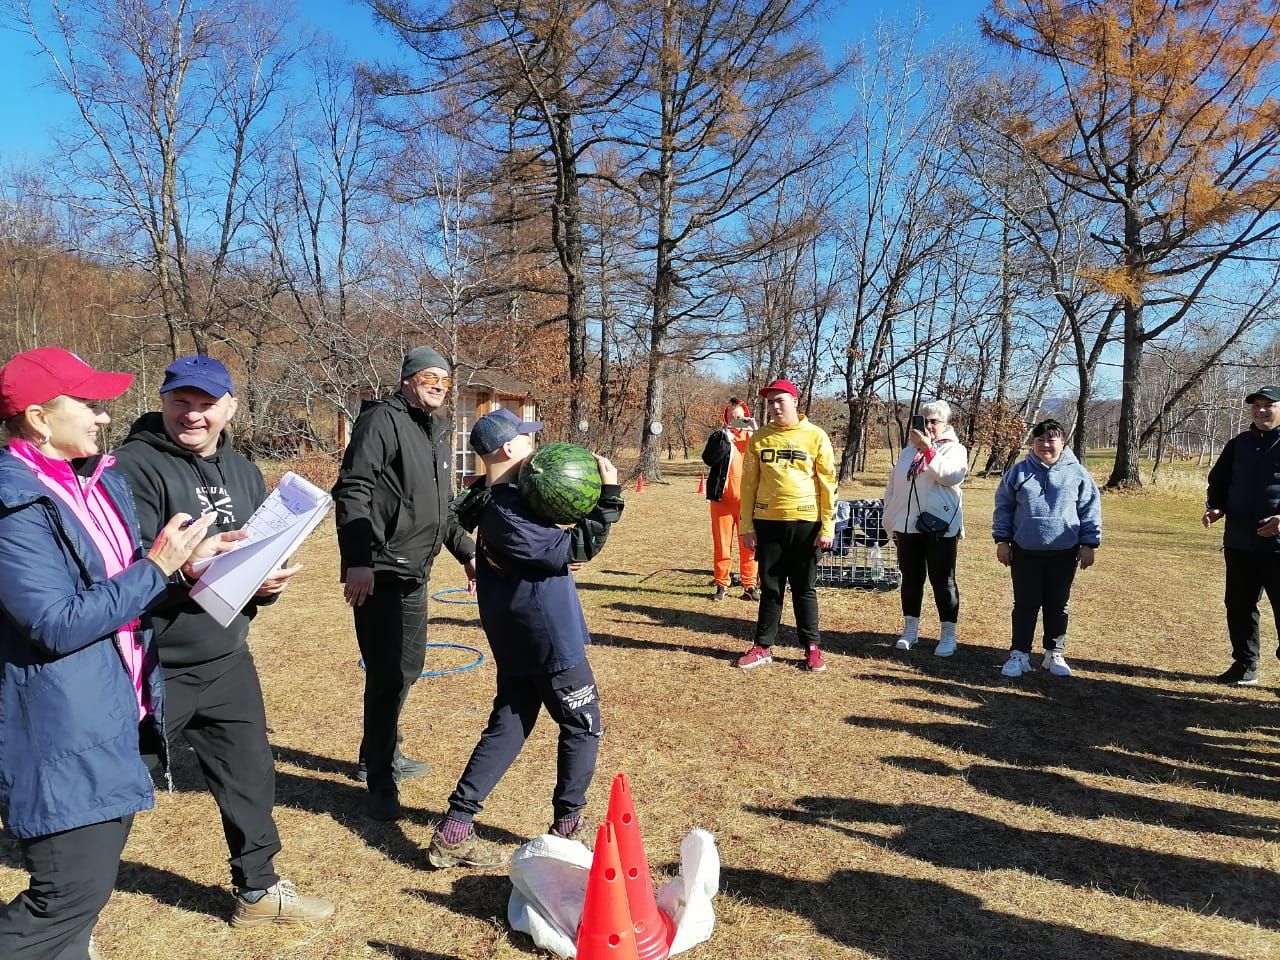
[{"x1": 737, "y1": 378, "x2": 837, "y2": 671}]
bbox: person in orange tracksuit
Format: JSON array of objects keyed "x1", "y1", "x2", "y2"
[{"x1": 701, "y1": 398, "x2": 759, "y2": 602}]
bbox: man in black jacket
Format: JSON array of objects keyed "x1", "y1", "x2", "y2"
[
  {"x1": 111, "y1": 355, "x2": 334, "y2": 927},
  {"x1": 1204, "y1": 384, "x2": 1280, "y2": 686},
  {"x1": 333, "y1": 347, "x2": 476, "y2": 821}
]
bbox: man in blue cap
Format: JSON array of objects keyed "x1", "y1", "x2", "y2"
[{"x1": 112, "y1": 354, "x2": 334, "y2": 927}]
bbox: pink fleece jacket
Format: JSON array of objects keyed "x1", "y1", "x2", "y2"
[{"x1": 8, "y1": 439, "x2": 154, "y2": 720}]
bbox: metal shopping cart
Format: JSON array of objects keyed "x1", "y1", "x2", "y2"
[{"x1": 817, "y1": 498, "x2": 899, "y2": 591}]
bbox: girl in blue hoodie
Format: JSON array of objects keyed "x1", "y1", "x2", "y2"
[{"x1": 992, "y1": 419, "x2": 1102, "y2": 678}]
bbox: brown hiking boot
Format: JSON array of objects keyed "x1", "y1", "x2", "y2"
[
  {"x1": 230, "y1": 879, "x2": 335, "y2": 928},
  {"x1": 426, "y1": 830, "x2": 506, "y2": 870},
  {"x1": 549, "y1": 816, "x2": 594, "y2": 844}
]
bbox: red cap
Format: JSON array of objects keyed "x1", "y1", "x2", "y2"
[
  {"x1": 758, "y1": 377, "x2": 799, "y2": 398},
  {"x1": 0, "y1": 348, "x2": 133, "y2": 420}
]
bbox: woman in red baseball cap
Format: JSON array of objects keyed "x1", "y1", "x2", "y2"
[{"x1": 0, "y1": 348, "x2": 224, "y2": 959}]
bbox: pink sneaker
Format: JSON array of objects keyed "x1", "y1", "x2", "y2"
[
  {"x1": 736, "y1": 644, "x2": 773, "y2": 669},
  {"x1": 805, "y1": 645, "x2": 828, "y2": 672}
]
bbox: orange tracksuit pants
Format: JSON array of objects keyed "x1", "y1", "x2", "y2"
[{"x1": 710, "y1": 499, "x2": 757, "y2": 589}]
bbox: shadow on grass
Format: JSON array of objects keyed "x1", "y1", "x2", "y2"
[
  {"x1": 368, "y1": 943, "x2": 463, "y2": 960},
  {"x1": 847, "y1": 670, "x2": 1280, "y2": 801},
  {"x1": 0, "y1": 839, "x2": 22, "y2": 870},
  {"x1": 721, "y1": 864, "x2": 1235, "y2": 959},
  {"x1": 880, "y1": 756, "x2": 1280, "y2": 841},
  {"x1": 116, "y1": 860, "x2": 229, "y2": 920},
  {"x1": 407, "y1": 874, "x2": 532, "y2": 946},
  {"x1": 748, "y1": 795, "x2": 1280, "y2": 928},
  {"x1": 267, "y1": 746, "x2": 526, "y2": 868}
]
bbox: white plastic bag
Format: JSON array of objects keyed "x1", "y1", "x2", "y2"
[
  {"x1": 508, "y1": 834, "x2": 593, "y2": 958},
  {"x1": 507, "y1": 828, "x2": 719, "y2": 958},
  {"x1": 657, "y1": 828, "x2": 719, "y2": 955}
]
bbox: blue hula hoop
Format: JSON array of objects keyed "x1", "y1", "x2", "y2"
[
  {"x1": 432, "y1": 587, "x2": 478, "y2": 605},
  {"x1": 358, "y1": 642, "x2": 486, "y2": 679}
]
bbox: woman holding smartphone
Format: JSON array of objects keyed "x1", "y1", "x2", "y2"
[
  {"x1": 882, "y1": 400, "x2": 968, "y2": 656},
  {"x1": 701, "y1": 398, "x2": 759, "y2": 601},
  {"x1": 0, "y1": 347, "x2": 223, "y2": 960}
]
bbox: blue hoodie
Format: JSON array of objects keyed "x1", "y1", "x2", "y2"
[{"x1": 992, "y1": 447, "x2": 1102, "y2": 551}]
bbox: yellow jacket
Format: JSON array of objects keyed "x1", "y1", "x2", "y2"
[{"x1": 739, "y1": 415, "x2": 837, "y2": 538}]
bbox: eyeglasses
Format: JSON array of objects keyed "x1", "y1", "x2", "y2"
[
  {"x1": 924, "y1": 418, "x2": 943, "y2": 426},
  {"x1": 416, "y1": 373, "x2": 453, "y2": 388}
]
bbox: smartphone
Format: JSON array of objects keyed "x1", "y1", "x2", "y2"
[{"x1": 910, "y1": 415, "x2": 925, "y2": 432}]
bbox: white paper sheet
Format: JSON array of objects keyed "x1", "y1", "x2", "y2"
[{"x1": 188, "y1": 471, "x2": 332, "y2": 626}]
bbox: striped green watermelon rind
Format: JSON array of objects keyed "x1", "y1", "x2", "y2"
[{"x1": 517, "y1": 442, "x2": 602, "y2": 524}]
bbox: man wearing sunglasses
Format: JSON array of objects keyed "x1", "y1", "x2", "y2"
[{"x1": 333, "y1": 347, "x2": 477, "y2": 820}]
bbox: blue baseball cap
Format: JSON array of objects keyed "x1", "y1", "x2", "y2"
[
  {"x1": 470, "y1": 408, "x2": 542, "y2": 455},
  {"x1": 161, "y1": 355, "x2": 234, "y2": 397}
]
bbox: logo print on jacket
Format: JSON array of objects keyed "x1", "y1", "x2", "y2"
[
  {"x1": 759, "y1": 448, "x2": 809, "y2": 464},
  {"x1": 198, "y1": 485, "x2": 235, "y2": 524}
]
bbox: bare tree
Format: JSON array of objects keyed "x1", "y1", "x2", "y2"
[
  {"x1": 626, "y1": 0, "x2": 848, "y2": 481},
  {"x1": 833, "y1": 25, "x2": 981, "y2": 480}
]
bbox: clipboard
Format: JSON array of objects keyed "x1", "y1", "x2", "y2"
[{"x1": 189, "y1": 471, "x2": 332, "y2": 627}]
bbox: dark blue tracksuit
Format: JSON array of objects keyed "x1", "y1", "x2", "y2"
[{"x1": 446, "y1": 481, "x2": 623, "y2": 822}]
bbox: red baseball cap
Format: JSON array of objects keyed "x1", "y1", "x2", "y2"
[
  {"x1": 0, "y1": 348, "x2": 133, "y2": 420},
  {"x1": 758, "y1": 377, "x2": 799, "y2": 398}
]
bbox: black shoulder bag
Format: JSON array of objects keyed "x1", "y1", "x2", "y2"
[{"x1": 909, "y1": 472, "x2": 951, "y2": 539}]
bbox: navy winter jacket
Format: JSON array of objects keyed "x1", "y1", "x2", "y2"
[
  {"x1": 1206, "y1": 427, "x2": 1280, "y2": 553},
  {"x1": 0, "y1": 451, "x2": 169, "y2": 840},
  {"x1": 992, "y1": 447, "x2": 1102, "y2": 551},
  {"x1": 472, "y1": 482, "x2": 624, "y2": 676}
]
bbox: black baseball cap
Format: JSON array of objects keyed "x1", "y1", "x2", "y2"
[{"x1": 1245, "y1": 386, "x2": 1280, "y2": 404}]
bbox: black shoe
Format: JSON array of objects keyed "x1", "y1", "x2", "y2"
[
  {"x1": 712, "y1": 586, "x2": 728, "y2": 601},
  {"x1": 1216, "y1": 663, "x2": 1259, "y2": 686},
  {"x1": 368, "y1": 788, "x2": 403, "y2": 821},
  {"x1": 741, "y1": 587, "x2": 760, "y2": 602},
  {"x1": 356, "y1": 752, "x2": 430, "y2": 784}
]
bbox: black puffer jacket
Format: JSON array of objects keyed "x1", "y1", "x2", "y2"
[
  {"x1": 1207, "y1": 426, "x2": 1280, "y2": 553},
  {"x1": 333, "y1": 392, "x2": 475, "y2": 580}
]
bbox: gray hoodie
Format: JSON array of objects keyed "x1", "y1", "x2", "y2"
[{"x1": 992, "y1": 447, "x2": 1102, "y2": 551}]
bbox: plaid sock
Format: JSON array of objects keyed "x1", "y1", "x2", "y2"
[
  {"x1": 553, "y1": 814, "x2": 581, "y2": 837},
  {"x1": 439, "y1": 815, "x2": 473, "y2": 845}
]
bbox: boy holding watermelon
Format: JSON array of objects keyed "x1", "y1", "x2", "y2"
[{"x1": 426, "y1": 409, "x2": 624, "y2": 868}]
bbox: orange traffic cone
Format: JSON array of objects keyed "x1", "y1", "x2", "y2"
[
  {"x1": 606, "y1": 773, "x2": 675, "y2": 960},
  {"x1": 577, "y1": 822, "x2": 640, "y2": 960},
  {"x1": 635, "y1": 473, "x2": 645, "y2": 493},
  {"x1": 696, "y1": 474, "x2": 705, "y2": 494}
]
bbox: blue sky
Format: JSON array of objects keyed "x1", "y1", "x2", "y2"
[{"x1": 0, "y1": 0, "x2": 992, "y2": 165}]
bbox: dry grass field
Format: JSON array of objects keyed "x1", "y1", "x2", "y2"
[{"x1": 4, "y1": 454, "x2": 1279, "y2": 960}]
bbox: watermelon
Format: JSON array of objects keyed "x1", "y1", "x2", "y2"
[{"x1": 518, "y1": 442, "x2": 602, "y2": 524}]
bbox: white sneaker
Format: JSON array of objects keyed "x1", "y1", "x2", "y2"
[
  {"x1": 1001, "y1": 651, "x2": 1032, "y2": 677},
  {"x1": 1042, "y1": 650, "x2": 1073, "y2": 677},
  {"x1": 895, "y1": 616, "x2": 920, "y2": 651},
  {"x1": 935, "y1": 623, "x2": 957, "y2": 657}
]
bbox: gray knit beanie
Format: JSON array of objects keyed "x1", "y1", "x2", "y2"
[{"x1": 401, "y1": 346, "x2": 451, "y2": 380}]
